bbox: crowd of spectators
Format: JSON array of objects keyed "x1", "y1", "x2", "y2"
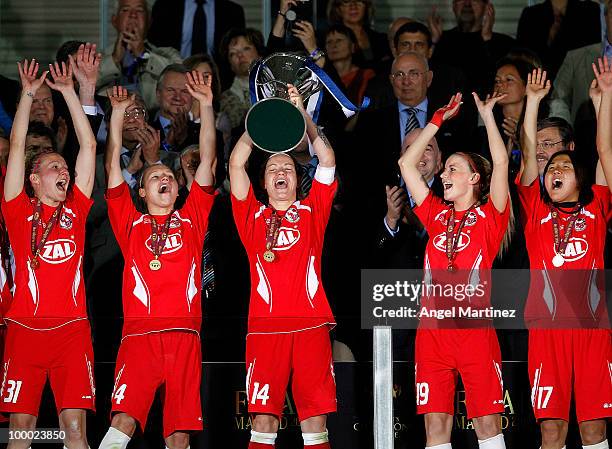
[{"x1": 0, "y1": 0, "x2": 609, "y2": 364}]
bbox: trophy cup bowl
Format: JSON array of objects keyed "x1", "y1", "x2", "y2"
[{"x1": 245, "y1": 52, "x2": 323, "y2": 153}]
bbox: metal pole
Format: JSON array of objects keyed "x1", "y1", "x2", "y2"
[
  {"x1": 100, "y1": 0, "x2": 109, "y2": 50},
  {"x1": 373, "y1": 326, "x2": 393, "y2": 449},
  {"x1": 263, "y1": 0, "x2": 271, "y2": 43}
]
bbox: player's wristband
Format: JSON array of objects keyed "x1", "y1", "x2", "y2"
[{"x1": 430, "y1": 109, "x2": 445, "y2": 128}]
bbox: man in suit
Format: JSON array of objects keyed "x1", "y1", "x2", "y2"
[
  {"x1": 147, "y1": 0, "x2": 245, "y2": 59},
  {"x1": 151, "y1": 64, "x2": 200, "y2": 155},
  {"x1": 97, "y1": 0, "x2": 182, "y2": 110},
  {"x1": 375, "y1": 128, "x2": 443, "y2": 269},
  {"x1": 364, "y1": 21, "x2": 469, "y2": 116}
]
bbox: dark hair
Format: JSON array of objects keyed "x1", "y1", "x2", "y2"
[
  {"x1": 325, "y1": 23, "x2": 358, "y2": 45},
  {"x1": 26, "y1": 121, "x2": 57, "y2": 152},
  {"x1": 258, "y1": 153, "x2": 304, "y2": 203},
  {"x1": 56, "y1": 40, "x2": 85, "y2": 65},
  {"x1": 393, "y1": 21, "x2": 433, "y2": 50},
  {"x1": 327, "y1": 0, "x2": 374, "y2": 28},
  {"x1": 541, "y1": 150, "x2": 593, "y2": 205},
  {"x1": 495, "y1": 56, "x2": 535, "y2": 85},
  {"x1": 136, "y1": 162, "x2": 180, "y2": 212},
  {"x1": 156, "y1": 64, "x2": 189, "y2": 92},
  {"x1": 537, "y1": 116, "x2": 575, "y2": 146},
  {"x1": 183, "y1": 53, "x2": 222, "y2": 111},
  {"x1": 219, "y1": 28, "x2": 266, "y2": 64}
]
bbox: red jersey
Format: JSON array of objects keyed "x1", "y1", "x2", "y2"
[
  {"x1": 0, "y1": 169, "x2": 13, "y2": 323},
  {"x1": 517, "y1": 179, "x2": 611, "y2": 327},
  {"x1": 1, "y1": 187, "x2": 92, "y2": 330},
  {"x1": 231, "y1": 179, "x2": 337, "y2": 334},
  {"x1": 414, "y1": 192, "x2": 510, "y2": 326},
  {"x1": 106, "y1": 182, "x2": 214, "y2": 338}
]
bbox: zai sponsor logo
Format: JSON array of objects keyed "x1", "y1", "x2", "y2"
[
  {"x1": 555, "y1": 237, "x2": 588, "y2": 263},
  {"x1": 39, "y1": 239, "x2": 76, "y2": 264},
  {"x1": 273, "y1": 227, "x2": 301, "y2": 251},
  {"x1": 144, "y1": 232, "x2": 183, "y2": 254},
  {"x1": 432, "y1": 232, "x2": 470, "y2": 253}
]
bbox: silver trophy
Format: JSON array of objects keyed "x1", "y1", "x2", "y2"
[{"x1": 246, "y1": 53, "x2": 323, "y2": 153}]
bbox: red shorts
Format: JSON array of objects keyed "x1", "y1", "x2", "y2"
[
  {"x1": 0, "y1": 320, "x2": 95, "y2": 415},
  {"x1": 415, "y1": 328, "x2": 504, "y2": 419},
  {"x1": 246, "y1": 326, "x2": 337, "y2": 421},
  {"x1": 110, "y1": 331, "x2": 203, "y2": 438},
  {"x1": 529, "y1": 329, "x2": 612, "y2": 422}
]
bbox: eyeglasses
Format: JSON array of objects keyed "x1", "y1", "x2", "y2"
[
  {"x1": 124, "y1": 107, "x2": 147, "y2": 120},
  {"x1": 391, "y1": 70, "x2": 427, "y2": 82},
  {"x1": 537, "y1": 140, "x2": 563, "y2": 150},
  {"x1": 339, "y1": 0, "x2": 365, "y2": 6}
]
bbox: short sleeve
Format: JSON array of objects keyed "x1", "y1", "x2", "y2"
[
  {"x1": 515, "y1": 174, "x2": 542, "y2": 230},
  {"x1": 106, "y1": 182, "x2": 139, "y2": 250},
  {"x1": 180, "y1": 182, "x2": 216, "y2": 240},
  {"x1": 592, "y1": 184, "x2": 612, "y2": 221},
  {"x1": 304, "y1": 178, "x2": 338, "y2": 239},
  {"x1": 231, "y1": 185, "x2": 261, "y2": 244},
  {"x1": 413, "y1": 191, "x2": 447, "y2": 234},
  {"x1": 69, "y1": 184, "x2": 94, "y2": 220},
  {"x1": 2, "y1": 190, "x2": 30, "y2": 236}
]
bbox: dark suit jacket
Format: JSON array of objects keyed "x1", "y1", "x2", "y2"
[
  {"x1": 148, "y1": 0, "x2": 245, "y2": 57},
  {"x1": 373, "y1": 177, "x2": 444, "y2": 269},
  {"x1": 0, "y1": 75, "x2": 19, "y2": 118},
  {"x1": 516, "y1": 0, "x2": 600, "y2": 81}
]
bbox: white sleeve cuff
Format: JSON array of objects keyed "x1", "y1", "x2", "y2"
[
  {"x1": 121, "y1": 168, "x2": 138, "y2": 189},
  {"x1": 314, "y1": 165, "x2": 335, "y2": 185},
  {"x1": 82, "y1": 105, "x2": 97, "y2": 116},
  {"x1": 384, "y1": 217, "x2": 399, "y2": 236}
]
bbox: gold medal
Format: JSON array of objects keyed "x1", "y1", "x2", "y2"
[
  {"x1": 263, "y1": 250, "x2": 275, "y2": 263},
  {"x1": 149, "y1": 259, "x2": 162, "y2": 271}
]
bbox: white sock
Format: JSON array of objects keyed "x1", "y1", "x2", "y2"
[
  {"x1": 584, "y1": 441, "x2": 609, "y2": 449},
  {"x1": 98, "y1": 427, "x2": 131, "y2": 449},
  {"x1": 250, "y1": 431, "x2": 277, "y2": 445},
  {"x1": 426, "y1": 444, "x2": 452, "y2": 449},
  {"x1": 478, "y1": 434, "x2": 506, "y2": 449},
  {"x1": 303, "y1": 430, "x2": 329, "y2": 445}
]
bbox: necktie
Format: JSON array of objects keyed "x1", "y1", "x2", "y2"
[
  {"x1": 191, "y1": 0, "x2": 207, "y2": 55},
  {"x1": 404, "y1": 107, "x2": 420, "y2": 139},
  {"x1": 201, "y1": 229, "x2": 215, "y2": 299}
]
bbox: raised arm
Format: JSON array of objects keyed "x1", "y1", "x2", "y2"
[
  {"x1": 105, "y1": 86, "x2": 135, "y2": 189},
  {"x1": 228, "y1": 132, "x2": 254, "y2": 200},
  {"x1": 288, "y1": 84, "x2": 335, "y2": 168},
  {"x1": 5, "y1": 60, "x2": 48, "y2": 202},
  {"x1": 519, "y1": 68, "x2": 550, "y2": 186},
  {"x1": 593, "y1": 57, "x2": 612, "y2": 190},
  {"x1": 185, "y1": 70, "x2": 216, "y2": 187},
  {"x1": 398, "y1": 93, "x2": 462, "y2": 207},
  {"x1": 46, "y1": 60, "x2": 96, "y2": 197},
  {"x1": 473, "y1": 91, "x2": 509, "y2": 212}
]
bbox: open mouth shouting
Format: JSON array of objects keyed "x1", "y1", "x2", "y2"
[
  {"x1": 551, "y1": 178, "x2": 563, "y2": 190},
  {"x1": 443, "y1": 182, "x2": 453, "y2": 191},
  {"x1": 158, "y1": 183, "x2": 170, "y2": 194},
  {"x1": 274, "y1": 176, "x2": 288, "y2": 190},
  {"x1": 56, "y1": 178, "x2": 68, "y2": 192}
]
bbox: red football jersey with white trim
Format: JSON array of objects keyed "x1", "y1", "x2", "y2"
[
  {"x1": 107, "y1": 182, "x2": 214, "y2": 338},
  {"x1": 517, "y1": 179, "x2": 611, "y2": 327},
  {"x1": 231, "y1": 179, "x2": 337, "y2": 334},
  {"x1": 0, "y1": 169, "x2": 13, "y2": 324},
  {"x1": 1, "y1": 187, "x2": 92, "y2": 330},
  {"x1": 414, "y1": 191, "x2": 510, "y2": 326}
]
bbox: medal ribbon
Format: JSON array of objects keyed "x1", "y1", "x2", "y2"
[
  {"x1": 150, "y1": 212, "x2": 174, "y2": 260},
  {"x1": 265, "y1": 210, "x2": 281, "y2": 252},
  {"x1": 30, "y1": 200, "x2": 63, "y2": 266},
  {"x1": 445, "y1": 202, "x2": 480, "y2": 269},
  {"x1": 550, "y1": 204, "x2": 580, "y2": 258}
]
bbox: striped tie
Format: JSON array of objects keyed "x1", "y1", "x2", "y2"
[
  {"x1": 404, "y1": 107, "x2": 420, "y2": 139},
  {"x1": 201, "y1": 230, "x2": 215, "y2": 299}
]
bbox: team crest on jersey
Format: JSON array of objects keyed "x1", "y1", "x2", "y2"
[
  {"x1": 285, "y1": 207, "x2": 300, "y2": 223},
  {"x1": 273, "y1": 227, "x2": 301, "y2": 251},
  {"x1": 464, "y1": 211, "x2": 478, "y2": 227},
  {"x1": 169, "y1": 216, "x2": 182, "y2": 229},
  {"x1": 145, "y1": 232, "x2": 183, "y2": 254},
  {"x1": 432, "y1": 232, "x2": 471, "y2": 253},
  {"x1": 39, "y1": 238, "x2": 76, "y2": 264},
  {"x1": 557, "y1": 237, "x2": 588, "y2": 262},
  {"x1": 59, "y1": 213, "x2": 73, "y2": 230},
  {"x1": 574, "y1": 217, "x2": 586, "y2": 232}
]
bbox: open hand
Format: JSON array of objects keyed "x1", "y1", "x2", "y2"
[
  {"x1": 186, "y1": 70, "x2": 213, "y2": 106},
  {"x1": 17, "y1": 59, "x2": 49, "y2": 96},
  {"x1": 166, "y1": 108, "x2": 189, "y2": 147},
  {"x1": 525, "y1": 68, "x2": 551, "y2": 101},
  {"x1": 427, "y1": 6, "x2": 443, "y2": 44},
  {"x1": 107, "y1": 85, "x2": 135, "y2": 112},
  {"x1": 136, "y1": 124, "x2": 161, "y2": 165},
  {"x1": 292, "y1": 20, "x2": 318, "y2": 54},
  {"x1": 592, "y1": 56, "x2": 612, "y2": 93},
  {"x1": 472, "y1": 91, "x2": 507, "y2": 117},
  {"x1": 71, "y1": 43, "x2": 101, "y2": 92},
  {"x1": 45, "y1": 61, "x2": 74, "y2": 93}
]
